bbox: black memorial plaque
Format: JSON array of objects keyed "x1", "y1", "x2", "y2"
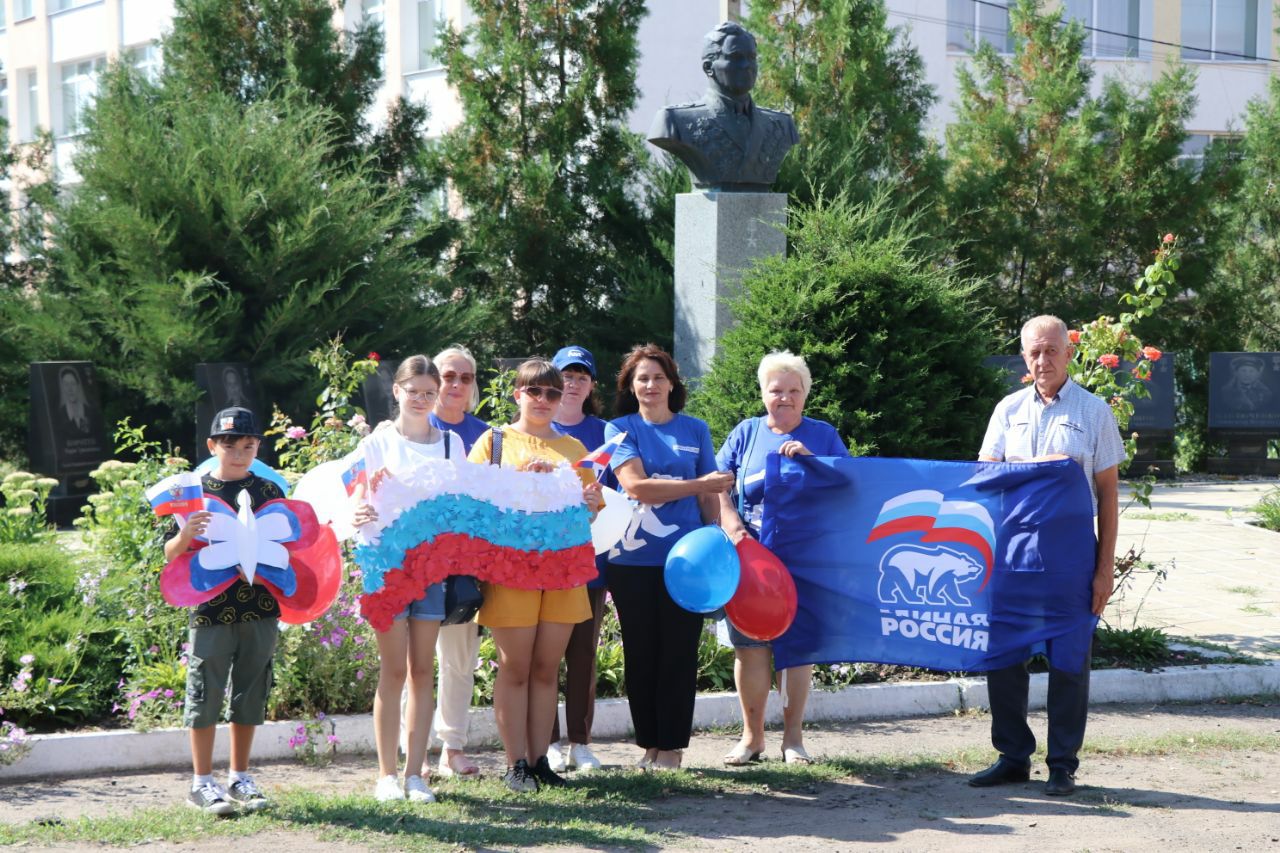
[
  {"x1": 194, "y1": 362, "x2": 265, "y2": 461},
  {"x1": 28, "y1": 361, "x2": 109, "y2": 475},
  {"x1": 1207, "y1": 352, "x2": 1280, "y2": 475},
  {"x1": 1208, "y1": 352, "x2": 1280, "y2": 431},
  {"x1": 983, "y1": 355, "x2": 1029, "y2": 394},
  {"x1": 1125, "y1": 354, "x2": 1176, "y2": 433},
  {"x1": 360, "y1": 362, "x2": 398, "y2": 427}
]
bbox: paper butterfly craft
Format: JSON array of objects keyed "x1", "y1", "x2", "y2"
[{"x1": 159, "y1": 494, "x2": 342, "y2": 624}]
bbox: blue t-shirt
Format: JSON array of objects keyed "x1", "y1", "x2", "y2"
[
  {"x1": 553, "y1": 414, "x2": 614, "y2": 587},
  {"x1": 605, "y1": 413, "x2": 717, "y2": 566},
  {"x1": 430, "y1": 412, "x2": 490, "y2": 454},
  {"x1": 716, "y1": 416, "x2": 849, "y2": 533}
]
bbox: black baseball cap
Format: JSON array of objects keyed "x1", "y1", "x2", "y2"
[{"x1": 209, "y1": 407, "x2": 263, "y2": 438}]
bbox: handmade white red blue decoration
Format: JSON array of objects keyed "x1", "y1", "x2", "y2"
[
  {"x1": 348, "y1": 445, "x2": 596, "y2": 632},
  {"x1": 157, "y1": 492, "x2": 342, "y2": 625}
]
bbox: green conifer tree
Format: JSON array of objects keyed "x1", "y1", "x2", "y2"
[
  {"x1": 746, "y1": 0, "x2": 943, "y2": 209},
  {"x1": 433, "y1": 0, "x2": 666, "y2": 360}
]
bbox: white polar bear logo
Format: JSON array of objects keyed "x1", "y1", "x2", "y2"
[{"x1": 877, "y1": 545, "x2": 985, "y2": 608}]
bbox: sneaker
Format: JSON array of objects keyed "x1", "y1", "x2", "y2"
[
  {"x1": 405, "y1": 774, "x2": 437, "y2": 803},
  {"x1": 187, "y1": 781, "x2": 235, "y2": 816},
  {"x1": 546, "y1": 742, "x2": 567, "y2": 772},
  {"x1": 375, "y1": 774, "x2": 404, "y2": 802},
  {"x1": 569, "y1": 743, "x2": 601, "y2": 772},
  {"x1": 502, "y1": 758, "x2": 539, "y2": 793},
  {"x1": 226, "y1": 776, "x2": 270, "y2": 812},
  {"x1": 532, "y1": 755, "x2": 568, "y2": 788}
]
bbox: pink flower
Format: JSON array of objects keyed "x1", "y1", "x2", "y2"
[
  {"x1": 1068, "y1": 330, "x2": 1081, "y2": 344},
  {"x1": 1142, "y1": 346, "x2": 1162, "y2": 362},
  {"x1": 285, "y1": 426, "x2": 308, "y2": 440},
  {"x1": 1019, "y1": 373, "x2": 1032, "y2": 384},
  {"x1": 1163, "y1": 233, "x2": 1174, "y2": 244},
  {"x1": 1098, "y1": 354, "x2": 1120, "y2": 369},
  {"x1": 19, "y1": 654, "x2": 33, "y2": 665},
  {"x1": 355, "y1": 669, "x2": 365, "y2": 681},
  {"x1": 347, "y1": 414, "x2": 366, "y2": 427}
]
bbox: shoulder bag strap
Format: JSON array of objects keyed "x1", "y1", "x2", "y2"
[{"x1": 490, "y1": 427, "x2": 504, "y2": 466}]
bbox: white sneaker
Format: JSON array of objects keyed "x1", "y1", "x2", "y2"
[
  {"x1": 374, "y1": 774, "x2": 404, "y2": 802},
  {"x1": 569, "y1": 743, "x2": 601, "y2": 772},
  {"x1": 405, "y1": 774, "x2": 436, "y2": 803},
  {"x1": 546, "y1": 741, "x2": 568, "y2": 772}
]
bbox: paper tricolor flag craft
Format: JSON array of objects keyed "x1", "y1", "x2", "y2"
[
  {"x1": 146, "y1": 471, "x2": 204, "y2": 517},
  {"x1": 574, "y1": 431, "x2": 626, "y2": 475},
  {"x1": 341, "y1": 456, "x2": 368, "y2": 496},
  {"x1": 349, "y1": 454, "x2": 597, "y2": 632}
]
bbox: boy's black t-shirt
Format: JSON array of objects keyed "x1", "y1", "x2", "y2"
[{"x1": 186, "y1": 472, "x2": 285, "y2": 628}]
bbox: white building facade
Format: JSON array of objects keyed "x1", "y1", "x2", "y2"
[{"x1": 0, "y1": 0, "x2": 1275, "y2": 184}]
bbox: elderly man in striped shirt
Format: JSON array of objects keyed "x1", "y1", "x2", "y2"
[{"x1": 970, "y1": 314, "x2": 1127, "y2": 797}]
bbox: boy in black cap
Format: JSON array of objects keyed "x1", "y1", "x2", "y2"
[{"x1": 163, "y1": 407, "x2": 283, "y2": 814}]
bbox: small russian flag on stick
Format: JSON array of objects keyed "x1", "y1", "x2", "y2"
[
  {"x1": 146, "y1": 471, "x2": 204, "y2": 517},
  {"x1": 342, "y1": 455, "x2": 368, "y2": 497},
  {"x1": 574, "y1": 432, "x2": 627, "y2": 478}
]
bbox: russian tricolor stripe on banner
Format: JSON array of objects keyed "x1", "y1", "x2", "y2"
[
  {"x1": 146, "y1": 471, "x2": 204, "y2": 517},
  {"x1": 867, "y1": 490, "x2": 996, "y2": 586},
  {"x1": 574, "y1": 431, "x2": 626, "y2": 474}
]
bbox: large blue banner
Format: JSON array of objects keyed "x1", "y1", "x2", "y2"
[{"x1": 760, "y1": 456, "x2": 1098, "y2": 674}]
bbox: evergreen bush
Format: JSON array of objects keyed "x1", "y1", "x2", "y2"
[{"x1": 690, "y1": 195, "x2": 1003, "y2": 459}]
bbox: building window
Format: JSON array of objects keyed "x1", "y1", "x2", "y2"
[
  {"x1": 0, "y1": 2, "x2": 7, "y2": 30},
  {"x1": 948, "y1": 0, "x2": 1012, "y2": 54},
  {"x1": 129, "y1": 43, "x2": 162, "y2": 83},
  {"x1": 1182, "y1": 0, "x2": 1261, "y2": 61},
  {"x1": 19, "y1": 69, "x2": 39, "y2": 142},
  {"x1": 59, "y1": 58, "x2": 105, "y2": 138},
  {"x1": 1064, "y1": 0, "x2": 1142, "y2": 58},
  {"x1": 50, "y1": 0, "x2": 99, "y2": 11},
  {"x1": 362, "y1": 0, "x2": 385, "y2": 25},
  {"x1": 0, "y1": 73, "x2": 8, "y2": 130},
  {"x1": 15, "y1": 0, "x2": 34, "y2": 21},
  {"x1": 418, "y1": 0, "x2": 440, "y2": 70},
  {"x1": 1178, "y1": 132, "x2": 1243, "y2": 170}
]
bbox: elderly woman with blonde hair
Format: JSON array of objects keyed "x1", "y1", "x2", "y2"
[{"x1": 716, "y1": 351, "x2": 850, "y2": 765}]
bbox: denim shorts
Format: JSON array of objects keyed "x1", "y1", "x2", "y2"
[
  {"x1": 726, "y1": 618, "x2": 770, "y2": 650},
  {"x1": 394, "y1": 581, "x2": 447, "y2": 622}
]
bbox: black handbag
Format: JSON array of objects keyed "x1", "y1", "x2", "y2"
[{"x1": 440, "y1": 427, "x2": 502, "y2": 625}]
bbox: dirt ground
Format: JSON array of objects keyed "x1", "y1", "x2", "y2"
[{"x1": 2, "y1": 699, "x2": 1279, "y2": 852}]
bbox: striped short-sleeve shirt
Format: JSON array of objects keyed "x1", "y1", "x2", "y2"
[{"x1": 979, "y1": 378, "x2": 1126, "y2": 515}]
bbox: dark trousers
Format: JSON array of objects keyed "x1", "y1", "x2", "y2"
[
  {"x1": 551, "y1": 587, "x2": 607, "y2": 744},
  {"x1": 605, "y1": 563, "x2": 704, "y2": 751},
  {"x1": 986, "y1": 642, "x2": 1092, "y2": 773}
]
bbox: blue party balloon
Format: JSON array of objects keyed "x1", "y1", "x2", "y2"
[
  {"x1": 195, "y1": 457, "x2": 291, "y2": 496},
  {"x1": 664, "y1": 525, "x2": 740, "y2": 614}
]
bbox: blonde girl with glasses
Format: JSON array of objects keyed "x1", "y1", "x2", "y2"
[
  {"x1": 351, "y1": 355, "x2": 466, "y2": 804},
  {"x1": 467, "y1": 358, "x2": 603, "y2": 792}
]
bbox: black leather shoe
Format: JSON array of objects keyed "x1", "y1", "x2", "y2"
[
  {"x1": 968, "y1": 759, "x2": 1031, "y2": 787},
  {"x1": 1044, "y1": 768, "x2": 1076, "y2": 796}
]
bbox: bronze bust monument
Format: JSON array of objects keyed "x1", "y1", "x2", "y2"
[{"x1": 648, "y1": 22, "x2": 799, "y2": 192}]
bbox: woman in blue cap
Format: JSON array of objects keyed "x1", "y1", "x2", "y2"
[{"x1": 544, "y1": 345, "x2": 613, "y2": 773}]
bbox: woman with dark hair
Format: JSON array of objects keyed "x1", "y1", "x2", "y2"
[
  {"x1": 603, "y1": 344, "x2": 734, "y2": 770},
  {"x1": 545, "y1": 345, "x2": 613, "y2": 773},
  {"x1": 468, "y1": 359, "x2": 603, "y2": 792}
]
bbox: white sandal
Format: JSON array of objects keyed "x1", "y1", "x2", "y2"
[{"x1": 782, "y1": 746, "x2": 813, "y2": 765}]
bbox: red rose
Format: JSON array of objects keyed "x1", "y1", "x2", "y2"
[
  {"x1": 1142, "y1": 346, "x2": 1162, "y2": 362},
  {"x1": 1098, "y1": 354, "x2": 1120, "y2": 369},
  {"x1": 367, "y1": 351, "x2": 381, "y2": 362},
  {"x1": 1068, "y1": 330, "x2": 1081, "y2": 344}
]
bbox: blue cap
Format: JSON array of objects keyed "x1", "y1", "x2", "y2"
[{"x1": 553, "y1": 345, "x2": 596, "y2": 378}]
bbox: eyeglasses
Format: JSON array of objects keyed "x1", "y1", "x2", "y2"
[
  {"x1": 398, "y1": 385, "x2": 439, "y2": 402},
  {"x1": 520, "y1": 385, "x2": 563, "y2": 402},
  {"x1": 441, "y1": 371, "x2": 475, "y2": 385}
]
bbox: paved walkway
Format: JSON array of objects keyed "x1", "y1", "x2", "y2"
[{"x1": 1107, "y1": 478, "x2": 1280, "y2": 659}]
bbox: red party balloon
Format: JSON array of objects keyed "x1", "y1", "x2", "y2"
[{"x1": 725, "y1": 538, "x2": 797, "y2": 641}]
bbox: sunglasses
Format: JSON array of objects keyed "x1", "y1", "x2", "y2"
[
  {"x1": 441, "y1": 371, "x2": 475, "y2": 385},
  {"x1": 520, "y1": 385, "x2": 563, "y2": 402}
]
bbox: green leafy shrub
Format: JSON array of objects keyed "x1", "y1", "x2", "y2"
[
  {"x1": 0, "y1": 543, "x2": 123, "y2": 730},
  {"x1": 690, "y1": 194, "x2": 1003, "y2": 456},
  {"x1": 1093, "y1": 625, "x2": 1171, "y2": 669},
  {"x1": 1252, "y1": 488, "x2": 1280, "y2": 532},
  {"x1": 0, "y1": 471, "x2": 58, "y2": 543}
]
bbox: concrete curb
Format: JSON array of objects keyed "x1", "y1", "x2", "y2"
[{"x1": 2, "y1": 661, "x2": 1276, "y2": 782}]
